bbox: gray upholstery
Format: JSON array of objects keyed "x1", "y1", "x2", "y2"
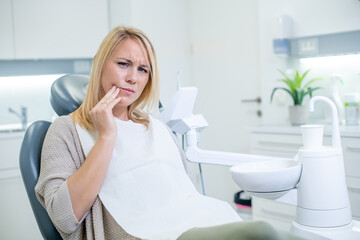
[
  {"x1": 50, "y1": 74, "x2": 89, "y2": 116},
  {"x1": 19, "y1": 121, "x2": 61, "y2": 240},
  {"x1": 19, "y1": 74, "x2": 89, "y2": 239}
]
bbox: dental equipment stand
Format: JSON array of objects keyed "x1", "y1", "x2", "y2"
[
  {"x1": 289, "y1": 96, "x2": 360, "y2": 239},
  {"x1": 158, "y1": 88, "x2": 360, "y2": 240}
]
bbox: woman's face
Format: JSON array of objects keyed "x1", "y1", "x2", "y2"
[{"x1": 101, "y1": 38, "x2": 150, "y2": 109}]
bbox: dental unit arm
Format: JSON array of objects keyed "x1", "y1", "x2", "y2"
[{"x1": 158, "y1": 87, "x2": 291, "y2": 166}]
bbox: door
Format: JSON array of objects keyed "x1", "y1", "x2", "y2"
[{"x1": 188, "y1": 0, "x2": 261, "y2": 208}]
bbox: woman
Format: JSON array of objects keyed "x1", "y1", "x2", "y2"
[
  {"x1": 36, "y1": 26, "x2": 303, "y2": 240},
  {"x1": 36, "y1": 26, "x2": 160, "y2": 239}
]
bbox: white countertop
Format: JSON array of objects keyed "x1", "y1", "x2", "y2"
[
  {"x1": 0, "y1": 123, "x2": 29, "y2": 139},
  {"x1": 250, "y1": 124, "x2": 360, "y2": 138},
  {"x1": 0, "y1": 123, "x2": 28, "y2": 131}
]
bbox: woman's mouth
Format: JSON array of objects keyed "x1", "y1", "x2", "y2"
[{"x1": 121, "y1": 87, "x2": 135, "y2": 95}]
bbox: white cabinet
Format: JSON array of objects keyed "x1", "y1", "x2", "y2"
[
  {"x1": 0, "y1": 0, "x2": 15, "y2": 59},
  {"x1": 0, "y1": 177, "x2": 42, "y2": 239},
  {"x1": 0, "y1": 131, "x2": 24, "y2": 178},
  {"x1": 249, "y1": 126, "x2": 360, "y2": 230},
  {"x1": 108, "y1": 0, "x2": 132, "y2": 28},
  {"x1": 342, "y1": 137, "x2": 360, "y2": 178},
  {"x1": 0, "y1": 131, "x2": 42, "y2": 239},
  {"x1": 251, "y1": 133, "x2": 331, "y2": 158},
  {"x1": 252, "y1": 197, "x2": 296, "y2": 231},
  {"x1": 2, "y1": 0, "x2": 109, "y2": 59},
  {"x1": 342, "y1": 137, "x2": 360, "y2": 220}
]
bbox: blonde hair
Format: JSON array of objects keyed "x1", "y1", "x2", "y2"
[{"x1": 71, "y1": 26, "x2": 159, "y2": 129}]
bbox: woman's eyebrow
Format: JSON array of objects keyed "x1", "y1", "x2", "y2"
[
  {"x1": 139, "y1": 64, "x2": 150, "y2": 69},
  {"x1": 116, "y1": 57, "x2": 132, "y2": 63}
]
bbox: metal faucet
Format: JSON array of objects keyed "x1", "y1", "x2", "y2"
[{"x1": 8, "y1": 106, "x2": 28, "y2": 130}]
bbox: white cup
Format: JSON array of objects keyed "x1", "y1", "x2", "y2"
[{"x1": 301, "y1": 125, "x2": 324, "y2": 150}]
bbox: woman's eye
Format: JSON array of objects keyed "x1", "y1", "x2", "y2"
[
  {"x1": 138, "y1": 67, "x2": 148, "y2": 73},
  {"x1": 118, "y1": 62, "x2": 128, "y2": 67}
]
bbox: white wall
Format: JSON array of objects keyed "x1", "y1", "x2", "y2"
[
  {"x1": 189, "y1": 0, "x2": 260, "y2": 205},
  {"x1": 257, "y1": 0, "x2": 360, "y2": 125}
]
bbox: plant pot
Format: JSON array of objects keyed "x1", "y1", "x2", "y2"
[{"x1": 289, "y1": 105, "x2": 308, "y2": 125}]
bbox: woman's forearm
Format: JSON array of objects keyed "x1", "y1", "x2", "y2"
[{"x1": 67, "y1": 136, "x2": 116, "y2": 221}]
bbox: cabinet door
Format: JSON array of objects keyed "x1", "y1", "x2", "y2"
[
  {"x1": 13, "y1": 0, "x2": 109, "y2": 59},
  {"x1": 250, "y1": 133, "x2": 302, "y2": 158},
  {"x1": 0, "y1": 177, "x2": 43, "y2": 239},
  {"x1": 108, "y1": 0, "x2": 132, "y2": 29},
  {"x1": 0, "y1": 132, "x2": 42, "y2": 239},
  {"x1": 250, "y1": 133, "x2": 332, "y2": 158},
  {"x1": 252, "y1": 197, "x2": 296, "y2": 231},
  {"x1": 0, "y1": 0, "x2": 14, "y2": 59},
  {"x1": 342, "y1": 137, "x2": 360, "y2": 178},
  {"x1": 0, "y1": 132, "x2": 24, "y2": 178}
]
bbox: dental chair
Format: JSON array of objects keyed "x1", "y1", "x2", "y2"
[{"x1": 19, "y1": 74, "x2": 89, "y2": 240}]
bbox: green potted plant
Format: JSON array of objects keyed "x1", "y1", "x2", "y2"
[{"x1": 270, "y1": 69, "x2": 322, "y2": 125}]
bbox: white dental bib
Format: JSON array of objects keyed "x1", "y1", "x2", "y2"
[{"x1": 76, "y1": 116, "x2": 241, "y2": 240}]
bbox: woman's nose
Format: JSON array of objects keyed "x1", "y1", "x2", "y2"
[{"x1": 126, "y1": 67, "x2": 137, "y2": 84}]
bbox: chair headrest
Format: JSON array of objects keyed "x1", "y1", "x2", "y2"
[{"x1": 50, "y1": 74, "x2": 89, "y2": 116}]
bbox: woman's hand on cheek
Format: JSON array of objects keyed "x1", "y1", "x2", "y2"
[{"x1": 89, "y1": 86, "x2": 121, "y2": 141}]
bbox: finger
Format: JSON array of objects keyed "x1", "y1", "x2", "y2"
[
  {"x1": 105, "y1": 88, "x2": 121, "y2": 108},
  {"x1": 98, "y1": 88, "x2": 120, "y2": 109},
  {"x1": 108, "y1": 95, "x2": 122, "y2": 109},
  {"x1": 103, "y1": 88, "x2": 120, "y2": 105},
  {"x1": 100, "y1": 86, "x2": 116, "y2": 103},
  {"x1": 108, "y1": 87, "x2": 121, "y2": 100},
  {"x1": 96, "y1": 87, "x2": 116, "y2": 109}
]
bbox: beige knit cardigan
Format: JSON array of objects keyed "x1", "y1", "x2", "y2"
[{"x1": 35, "y1": 115, "x2": 191, "y2": 240}]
